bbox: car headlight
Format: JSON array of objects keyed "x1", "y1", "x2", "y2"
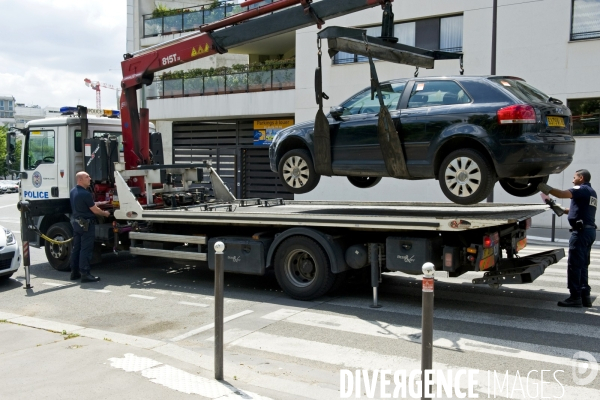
[{"x1": 5, "y1": 228, "x2": 16, "y2": 245}]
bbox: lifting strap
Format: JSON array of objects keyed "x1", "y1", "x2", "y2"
[
  {"x1": 312, "y1": 37, "x2": 333, "y2": 176},
  {"x1": 366, "y1": 33, "x2": 410, "y2": 179}
]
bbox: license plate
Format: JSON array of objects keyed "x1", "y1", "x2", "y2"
[{"x1": 547, "y1": 116, "x2": 565, "y2": 128}]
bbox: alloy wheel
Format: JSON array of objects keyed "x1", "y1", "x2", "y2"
[{"x1": 444, "y1": 156, "x2": 482, "y2": 197}]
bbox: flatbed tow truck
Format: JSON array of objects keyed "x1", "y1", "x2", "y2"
[{"x1": 6, "y1": 0, "x2": 564, "y2": 300}]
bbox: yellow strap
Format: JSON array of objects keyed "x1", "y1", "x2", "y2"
[{"x1": 40, "y1": 233, "x2": 73, "y2": 245}]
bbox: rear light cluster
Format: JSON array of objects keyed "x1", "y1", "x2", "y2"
[
  {"x1": 483, "y1": 232, "x2": 499, "y2": 248},
  {"x1": 497, "y1": 105, "x2": 536, "y2": 124}
]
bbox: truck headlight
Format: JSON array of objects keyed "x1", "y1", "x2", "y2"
[{"x1": 5, "y1": 228, "x2": 16, "y2": 245}]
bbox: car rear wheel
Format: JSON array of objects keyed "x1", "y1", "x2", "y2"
[
  {"x1": 44, "y1": 222, "x2": 73, "y2": 271},
  {"x1": 499, "y1": 176, "x2": 549, "y2": 197},
  {"x1": 347, "y1": 176, "x2": 382, "y2": 189},
  {"x1": 278, "y1": 149, "x2": 320, "y2": 194},
  {"x1": 438, "y1": 149, "x2": 495, "y2": 205}
]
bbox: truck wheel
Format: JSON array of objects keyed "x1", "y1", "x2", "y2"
[
  {"x1": 347, "y1": 176, "x2": 382, "y2": 189},
  {"x1": 44, "y1": 222, "x2": 73, "y2": 271},
  {"x1": 274, "y1": 236, "x2": 335, "y2": 300},
  {"x1": 499, "y1": 176, "x2": 548, "y2": 197},
  {"x1": 438, "y1": 149, "x2": 495, "y2": 205},
  {"x1": 278, "y1": 149, "x2": 320, "y2": 194}
]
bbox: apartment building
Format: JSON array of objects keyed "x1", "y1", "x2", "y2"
[
  {"x1": 0, "y1": 95, "x2": 16, "y2": 127},
  {"x1": 128, "y1": 0, "x2": 600, "y2": 230}
]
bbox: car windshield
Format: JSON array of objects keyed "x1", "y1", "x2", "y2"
[
  {"x1": 340, "y1": 82, "x2": 406, "y2": 116},
  {"x1": 489, "y1": 78, "x2": 549, "y2": 103}
]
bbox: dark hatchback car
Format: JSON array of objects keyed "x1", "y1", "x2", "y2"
[{"x1": 269, "y1": 76, "x2": 575, "y2": 204}]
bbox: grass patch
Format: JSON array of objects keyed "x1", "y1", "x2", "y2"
[{"x1": 62, "y1": 331, "x2": 80, "y2": 340}]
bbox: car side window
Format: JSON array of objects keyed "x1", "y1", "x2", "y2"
[
  {"x1": 341, "y1": 82, "x2": 406, "y2": 116},
  {"x1": 407, "y1": 81, "x2": 471, "y2": 108}
]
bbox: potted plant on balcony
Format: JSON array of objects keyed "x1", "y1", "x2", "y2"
[{"x1": 248, "y1": 62, "x2": 270, "y2": 91}]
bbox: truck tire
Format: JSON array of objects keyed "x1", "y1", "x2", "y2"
[
  {"x1": 438, "y1": 148, "x2": 495, "y2": 205},
  {"x1": 274, "y1": 236, "x2": 335, "y2": 300},
  {"x1": 44, "y1": 222, "x2": 73, "y2": 271}
]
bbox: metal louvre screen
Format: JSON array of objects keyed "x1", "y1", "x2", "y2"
[
  {"x1": 243, "y1": 148, "x2": 293, "y2": 200},
  {"x1": 172, "y1": 120, "x2": 293, "y2": 200}
]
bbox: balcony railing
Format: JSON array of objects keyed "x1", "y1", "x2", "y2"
[
  {"x1": 143, "y1": 0, "x2": 276, "y2": 38},
  {"x1": 147, "y1": 68, "x2": 295, "y2": 99}
]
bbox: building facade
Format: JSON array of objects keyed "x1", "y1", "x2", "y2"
[
  {"x1": 0, "y1": 95, "x2": 16, "y2": 127},
  {"x1": 129, "y1": 0, "x2": 600, "y2": 230}
]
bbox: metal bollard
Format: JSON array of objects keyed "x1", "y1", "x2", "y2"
[
  {"x1": 18, "y1": 202, "x2": 32, "y2": 290},
  {"x1": 214, "y1": 241, "x2": 225, "y2": 380},
  {"x1": 421, "y1": 262, "x2": 434, "y2": 399},
  {"x1": 369, "y1": 243, "x2": 382, "y2": 308}
]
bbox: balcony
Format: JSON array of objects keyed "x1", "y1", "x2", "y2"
[
  {"x1": 147, "y1": 61, "x2": 295, "y2": 100},
  {"x1": 143, "y1": 0, "x2": 276, "y2": 38}
]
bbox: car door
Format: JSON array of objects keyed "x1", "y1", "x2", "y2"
[
  {"x1": 331, "y1": 82, "x2": 406, "y2": 176},
  {"x1": 399, "y1": 79, "x2": 471, "y2": 178}
]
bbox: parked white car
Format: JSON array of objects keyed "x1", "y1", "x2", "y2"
[
  {"x1": 0, "y1": 181, "x2": 19, "y2": 193},
  {"x1": 0, "y1": 225, "x2": 20, "y2": 280}
]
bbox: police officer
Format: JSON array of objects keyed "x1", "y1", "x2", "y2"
[
  {"x1": 70, "y1": 171, "x2": 110, "y2": 283},
  {"x1": 538, "y1": 169, "x2": 597, "y2": 308}
]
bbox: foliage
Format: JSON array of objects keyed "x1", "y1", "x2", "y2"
[
  {"x1": 0, "y1": 126, "x2": 22, "y2": 179},
  {"x1": 158, "y1": 58, "x2": 295, "y2": 81},
  {"x1": 209, "y1": 0, "x2": 222, "y2": 10}
]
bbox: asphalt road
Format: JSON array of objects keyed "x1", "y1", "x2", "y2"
[{"x1": 0, "y1": 192, "x2": 599, "y2": 399}]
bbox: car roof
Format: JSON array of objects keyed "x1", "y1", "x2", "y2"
[{"x1": 382, "y1": 75, "x2": 524, "y2": 85}]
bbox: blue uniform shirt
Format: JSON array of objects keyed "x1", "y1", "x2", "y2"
[
  {"x1": 568, "y1": 182, "x2": 597, "y2": 227},
  {"x1": 70, "y1": 185, "x2": 96, "y2": 220}
]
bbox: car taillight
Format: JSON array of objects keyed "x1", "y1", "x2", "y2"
[
  {"x1": 497, "y1": 105, "x2": 536, "y2": 124},
  {"x1": 483, "y1": 232, "x2": 499, "y2": 248}
]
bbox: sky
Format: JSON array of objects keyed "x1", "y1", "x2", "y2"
[{"x1": 0, "y1": 0, "x2": 126, "y2": 110}]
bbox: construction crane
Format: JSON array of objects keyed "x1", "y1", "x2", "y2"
[{"x1": 84, "y1": 78, "x2": 120, "y2": 109}]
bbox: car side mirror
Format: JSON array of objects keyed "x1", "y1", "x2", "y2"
[{"x1": 330, "y1": 106, "x2": 344, "y2": 120}]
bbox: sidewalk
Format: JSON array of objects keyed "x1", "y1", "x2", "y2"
[
  {"x1": 0, "y1": 311, "x2": 304, "y2": 400},
  {"x1": 528, "y1": 227, "x2": 600, "y2": 248}
]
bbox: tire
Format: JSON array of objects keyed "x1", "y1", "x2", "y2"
[
  {"x1": 273, "y1": 236, "x2": 335, "y2": 300},
  {"x1": 438, "y1": 148, "x2": 495, "y2": 205},
  {"x1": 499, "y1": 176, "x2": 549, "y2": 197},
  {"x1": 278, "y1": 149, "x2": 321, "y2": 194},
  {"x1": 44, "y1": 222, "x2": 73, "y2": 271},
  {"x1": 347, "y1": 176, "x2": 382, "y2": 189}
]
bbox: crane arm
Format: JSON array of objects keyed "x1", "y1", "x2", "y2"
[{"x1": 119, "y1": 0, "x2": 392, "y2": 169}]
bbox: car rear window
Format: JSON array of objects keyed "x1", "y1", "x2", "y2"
[{"x1": 489, "y1": 78, "x2": 548, "y2": 103}]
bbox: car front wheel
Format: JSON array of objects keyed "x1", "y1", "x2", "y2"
[
  {"x1": 499, "y1": 176, "x2": 549, "y2": 197},
  {"x1": 278, "y1": 149, "x2": 321, "y2": 194},
  {"x1": 347, "y1": 176, "x2": 382, "y2": 189},
  {"x1": 438, "y1": 149, "x2": 495, "y2": 205}
]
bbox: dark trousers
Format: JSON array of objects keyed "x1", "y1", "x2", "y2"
[
  {"x1": 567, "y1": 228, "x2": 595, "y2": 298},
  {"x1": 71, "y1": 221, "x2": 95, "y2": 275}
]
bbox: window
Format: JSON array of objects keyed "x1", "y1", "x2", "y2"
[
  {"x1": 571, "y1": 0, "x2": 600, "y2": 40},
  {"x1": 407, "y1": 81, "x2": 470, "y2": 108},
  {"x1": 8, "y1": 101, "x2": 13, "y2": 111},
  {"x1": 489, "y1": 78, "x2": 549, "y2": 103},
  {"x1": 25, "y1": 130, "x2": 56, "y2": 170},
  {"x1": 568, "y1": 98, "x2": 600, "y2": 135},
  {"x1": 340, "y1": 82, "x2": 406, "y2": 116},
  {"x1": 333, "y1": 15, "x2": 462, "y2": 65},
  {"x1": 0, "y1": 100, "x2": 4, "y2": 111},
  {"x1": 75, "y1": 130, "x2": 82, "y2": 152}
]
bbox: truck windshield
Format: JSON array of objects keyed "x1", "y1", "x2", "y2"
[{"x1": 25, "y1": 130, "x2": 56, "y2": 170}]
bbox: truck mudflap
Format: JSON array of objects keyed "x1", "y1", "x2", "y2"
[{"x1": 472, "y1": 248, "x2": 565, "y2": 285}]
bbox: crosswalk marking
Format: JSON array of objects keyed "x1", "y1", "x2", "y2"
[
  {"x1": 42, "y1": 282, "x2": 64, "y2": 287},
  {"x1": 171, "y1": 310, "x2": 254, "y2": 342},
  {"x1": 178, "y1": 301, "x2": 209, "y2": 308},
  {"x1": 129, "y1": 294, "x2": 156, "y2": 300},
  {"x1": 83, "y1": 288, "x2": 111, "y2": 293}
]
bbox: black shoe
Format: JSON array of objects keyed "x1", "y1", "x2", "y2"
[
  {"x1": 70, "y1": 271, "x2": 81, "y2": 280},
  {"x1": 80, "y1": 274, "x2": 100, "y2": 283},
  {"x1": 582, "y1": 295, "x2": 593, "y2": 308},
  {"x1": 558, "y1": 297, "x2": 583, "y2": 307}
]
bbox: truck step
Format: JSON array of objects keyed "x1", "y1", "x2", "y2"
[
  {"x1": 129, "y1": 232, "x2": 207, "y2": 244},
  {"x1": 130, "y1": 247, "x2": 207, "y2": 261}
]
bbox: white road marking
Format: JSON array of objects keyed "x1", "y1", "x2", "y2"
[
  {"x1": 0, "y1": 204, "x2": 17, "y2": 209},
  {"x1": 178, "y1": 301, "x2": 209, "y2": 308},
  {"x1": 83, "y1": 288, "x2": 111, "y2": 293},
  {"x1": 109, "y1": 353, "x2": 273, "y2": 399},
  {"x1": 129, "y1": 294, "x2": 156, "y2": 300},
  {"x1": 231, "y1": 332, "x2": 597, "y2": 399},
  {"x1": 205, "y1": 328, "x2": 254, "y2": 344},
  {"x1": 171, "y1": 310, "x2": 254, "y2": 342},
  {"x1": 42, "y1": 282, "x2": 64, "y2": 287},
  {"x1": 325, "y1": 298, "x2": 598, "y2": 338},
  {"x1": 262, "y1": 309, "x2": 599, "y2": 371}
]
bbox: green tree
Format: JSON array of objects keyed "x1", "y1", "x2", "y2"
[{"x1": 0, "y1": 126, "x2": 22, "y2": 179}]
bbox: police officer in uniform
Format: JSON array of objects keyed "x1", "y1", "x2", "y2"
[
  {"x1": 539, "y1": 169, "x2": 597, "y2": 307},
  {"x1": 70, "y1": 171, "x2": 110, "y2": 283}
]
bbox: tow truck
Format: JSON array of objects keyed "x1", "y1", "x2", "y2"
[{"x1": 6, "y1": 0, "x2": 564, "y2": 300}]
